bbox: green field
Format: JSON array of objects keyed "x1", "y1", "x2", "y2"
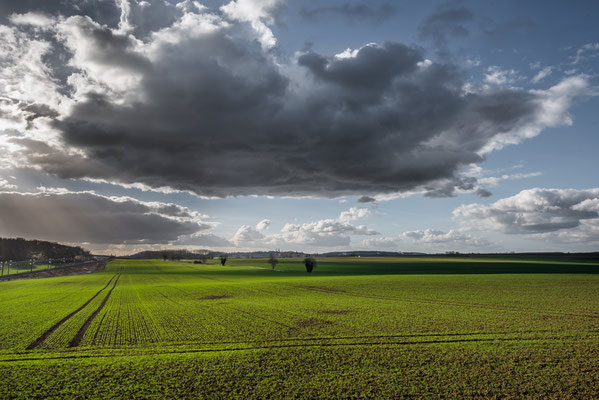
[
  {"x1": 0, "y1": 263, "x2": 55, "y2": 277},
  {"x1": 1, "y1": 257, "x2": 598, "y2": 398}
]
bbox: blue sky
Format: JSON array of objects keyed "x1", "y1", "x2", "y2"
[{"x1": 0, "y1": 0, "x2": 598, "y2": 255}]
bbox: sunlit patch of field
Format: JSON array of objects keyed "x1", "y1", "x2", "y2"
[{"x1": 0, "y1": 258, "x2": 597, "y2": 398}]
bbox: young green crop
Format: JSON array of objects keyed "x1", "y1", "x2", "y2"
[{"x1": 0, "y1": 257, "x2": 597, "y2": 398}]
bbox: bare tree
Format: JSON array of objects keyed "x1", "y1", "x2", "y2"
[
  {"x1": 304, "y1": 257, "x2": 316, "y2": 273},
  {"x1": 268, "y1": 254, "x2": 279, "y2": 270}
]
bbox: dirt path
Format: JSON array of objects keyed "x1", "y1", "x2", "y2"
[{"x1": 26, "y1": 274, "x2": 118, "y2": 350}]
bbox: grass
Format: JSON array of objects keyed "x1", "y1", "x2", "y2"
[
  {"x1": 0, "y1": 263, "x2": 54, "y2": 277},
  {"x1": 0, "y1": 257, "x2": 598, "y2": 398}
]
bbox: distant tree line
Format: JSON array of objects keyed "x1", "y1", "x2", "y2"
[
  {"x1": 128, "y1": 250, "x2": 214, "y2": 262},
  {"x1": 160, "y1": 250, "x2": 211, "y2": 262},
  {"x1": 0, "y1": 237, "x2": 89, "y2": 262}
]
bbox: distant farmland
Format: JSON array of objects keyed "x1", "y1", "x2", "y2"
[{"x1": 1, "y1": 257, "x2": 598, "y2": 398}]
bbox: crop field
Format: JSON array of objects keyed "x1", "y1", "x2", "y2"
[{"x1": 0, "y1": 257, "x2": 598, "y2": 398}]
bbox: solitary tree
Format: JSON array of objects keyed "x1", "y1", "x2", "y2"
[
  {"x1": 268, "y1": 255, "x2": 279, "y2": 270},
  {"x1": 220, "y1": 256, "x2": 228, "y2": 266},
  {"x1": 304, "y1": 257, "x2": 316, "y2": 273}
]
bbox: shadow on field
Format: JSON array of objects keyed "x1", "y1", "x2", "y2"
[
  {"x1": 111, "y1": 257, "x2": 599, "y2": 277},
  {"x1": 308, "y1": 261, "x2": 599, "y2": 275},
  {"x1": 208, "y1": 261, "x2": 599, "y2": 276}
]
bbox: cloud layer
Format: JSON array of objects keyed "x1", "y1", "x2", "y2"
[
  {"x1": 0, "y1": 1, "x2": 591, "y2": 199},
  {"x1": 0, "y1": 191, "x2": 210, "y2": 244},
  {"x1": 362, "y1": 229, "x2": 488, "y2": 250},
  {"x1": 230, "y1": 207, "x2": 377, "y2": 248},
  {"x1": 454, "y1": 188, "x2": 599, "y2": 235}
]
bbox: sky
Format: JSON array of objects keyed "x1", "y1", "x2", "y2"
[{"x1": 0, "y1": 0, "x2": 598, "y2": 255}]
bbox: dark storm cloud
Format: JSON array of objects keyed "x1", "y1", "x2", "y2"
[
  {"x1": 299, "y1": 3, "x2": 397, "y2": 24},
  {"x1": 0, "y1": 0, "x2": 121, "y2": 27},
  {"x1": 4, "y1": 3, "x2": 583, "y2": 199},
  {"x1": 0, "y1": 192, "x2": 209, "y2": 244},
  {"x1": 297, "y1": 42, "x2": 421, "y2": 94},
  {"x1": 475, "y1": 188, "x2": 492, "y2": 198},
  {"x1": 27, "y1": 31, "x2": 537, "y2": 197},
  {"x1": 423, "y1": 176, "x2": 477, "y2": 198},
  {"x1": 22, "y1": 104, "x2": 60, "y2": 129},
  {"x1": 357, "y1": 196, "x2": 376, "y2": 203},
  {"x1": 418, "y1": 1, "x2": 474, "y2": 59}
]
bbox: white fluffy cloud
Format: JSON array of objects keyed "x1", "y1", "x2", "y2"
[
  {"x1": 531, "y1": 66, "x2": 553, "y2": 84},
  {"x1": 220, "y1": 0, "x2": 282, "y2": 49},
  {"x1": 256, "y1": 219, "x2": 271, "y2": 230},
  {"x1": 401, "y1": 229, "x2": 488, "y2": 246},
  {"x1": 231, "y1": 207, "x2": 378, "y2": 248},
  {"x1": 0, "y1": 178, "x2": 17, "y2": 190},
  {"x1": 9, "y1": 12, "x2": 56, "y2": 27},
  {"x1": 476, "y1": 75, "x2": 592, "y2": 154},
  {"x1": 174, "y1": 232, "x2": 232, "y2": 247},
  {"x1": 338, "y1": 207, "x2": 372, "y2": 222},
  {"x1": 454, "y1": 188, "x2": 599, "y2": 234},
  {"x1": 271, "y1": 207, "x2": 377, "y2": 247},
  {"x1": 361, "y1": 229, "x2": 488, "y2": 250},
  {"x1": 484, "y1": 66, "x2": 520, "y2": 85},
  {"x1": 232, "y1": 224, "x2": 265, "y2": 246},
  {"x1": 361, "y1": 236, "x2": 401, "y2": 249},
  {"x1": 258, "y1": 219, "x2": 378, "y2": 248},
  {"x1": 571, "y1": 42, "x2": 599, "y2": 65},
  {"x1": 551, "y1": 220, "x2": 599, "y2": 244}
]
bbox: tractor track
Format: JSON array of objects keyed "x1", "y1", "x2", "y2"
[
  {"x1": 25, "y1": 274, "x2": 118, "y2": 350},
  {"x1": 68, "y1": 274, "x2": 121, "y2": 347},
  {"x1": 7, "y1": 332, "x2": 599, "y2": 363}
]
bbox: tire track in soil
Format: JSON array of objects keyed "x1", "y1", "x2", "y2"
[
  {"x1": 155, "y1": 288, "x2": 183, "y2": 306},
  {"x1": 6, "y1": 333, "x2": 599, "y2": 363},
  {"x1": 91, "y1": 312, "x2": 108, "y2": 345},
  {"x1": 68, "y1": 274, "x2": 121, "y2": 348},
  {"x1": 118, "y1": 328, "x2": 588, "y2": 349},
  {"x1": 25, "y1": 274, "x2": 117, "y2": 350},
  {"x1": 158, "y1": 333, "x2": 599, "y2": 355}
]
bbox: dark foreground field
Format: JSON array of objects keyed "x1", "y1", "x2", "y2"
[{"x1": 0, "y1": 257, "x2": 598, "y2": 398}]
